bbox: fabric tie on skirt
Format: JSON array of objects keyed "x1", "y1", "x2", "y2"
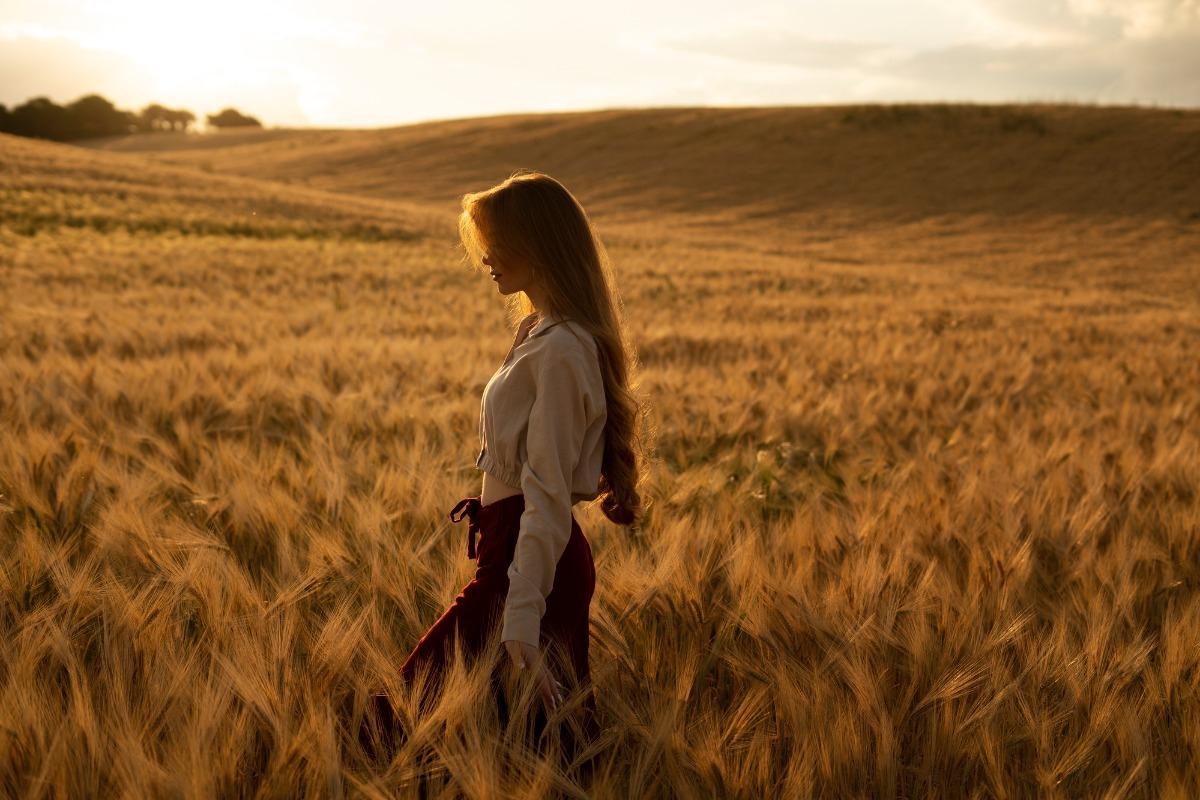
[{"x1": 450, "y1": 496, "x2": 484, "y2": 559}]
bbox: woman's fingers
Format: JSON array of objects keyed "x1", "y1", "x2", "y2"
[
  {"x1": 528, "y1": 662, "x2": 561, "y2": 710},
  {"x1": 502, "y1": 639, "x2": 565, "y2": 710},
  {"x1": 533, "y1": 663, "x2": 563, "y2": 710}
]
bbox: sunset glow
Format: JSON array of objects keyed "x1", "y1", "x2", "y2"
[{"x1": 2, "y1": 0, "x2": 1197, "y2": 127}]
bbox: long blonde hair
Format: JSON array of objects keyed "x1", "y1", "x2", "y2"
[{"x1": 458, "y1": 170, "x2": 648, "y2": 526}]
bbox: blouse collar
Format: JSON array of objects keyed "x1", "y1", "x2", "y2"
[{"x1": 527, "y1": 310, "x2": 569, "y2": 339}]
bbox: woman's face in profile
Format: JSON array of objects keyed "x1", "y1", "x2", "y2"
[{"x1": 482, "y1": 247, "x2": 535, "y2": 297}]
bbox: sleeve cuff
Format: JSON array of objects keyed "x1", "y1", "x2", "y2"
[{"x1": 500, "y1": 610, "x2": 542, "y2": 648}]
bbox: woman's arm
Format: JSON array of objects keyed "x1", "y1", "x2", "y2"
[
  {"x1": 501, "y1": 346, "x2": 599, "y2": 707},
  {"x1": 503, "y1": 348, "x2": 593, "y2": 646}
]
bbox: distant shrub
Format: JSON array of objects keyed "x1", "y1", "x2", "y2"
[
  {"x1": 839, "y1": 103, "x2": 1049, "y2": 135},
  {"x1": 995, "y1": 108, "x2": 1049, "y2": 135},
  {"x1": 840, "y1": 104, "x2": 931, "y2": 128}
]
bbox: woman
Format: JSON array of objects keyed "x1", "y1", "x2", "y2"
[{"x1": 361, "y1": 171, "x2": 647, "y2": 764}]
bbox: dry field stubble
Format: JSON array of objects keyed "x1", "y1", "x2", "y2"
[{"x1": 3, "y1": 109, "x2": 1200, "y2": 798}]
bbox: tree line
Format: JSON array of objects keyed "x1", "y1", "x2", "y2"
[{"x1": 0, "y1": 93, "x2": 262, "y2": 142}]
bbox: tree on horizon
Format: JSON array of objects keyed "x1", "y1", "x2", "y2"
[
  {"x1": 206, "y1": 108, "x2": 262, "y2": 129},
  {"x1": 0, "y1": 93, "x2": 261, "y2": 141},
  {"x1": 141, "y1": 103, "x2": 197, "y2": 132},
  {"x1": 4, "y1": 96, "x2": 73, "y2": 140},
  {"x1": 67, "y1": 94, "x2": 137, "y2": 138}
]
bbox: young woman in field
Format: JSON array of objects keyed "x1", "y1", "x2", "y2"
[{"x1": 360, "y1": 171, "x2": 647, "y2": 763}]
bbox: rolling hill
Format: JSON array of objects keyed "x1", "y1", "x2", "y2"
[
  {"x1": 76, "y1": 105, "x2": 1200, "y2": 304},
  {"x1": 2, "y1": 132, "x2": 439, "y2": 242},
  {"x1": 83, "y1": 104, "x2": 1200, "y2": 229}
]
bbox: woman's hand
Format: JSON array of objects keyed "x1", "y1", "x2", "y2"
[{"x1": 503, "y1": 639, "x2": 564, "y2": 711}]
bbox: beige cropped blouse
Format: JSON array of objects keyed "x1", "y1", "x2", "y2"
[{"x1": 476, "y1": 311, "x2": 607, "y2": 647}]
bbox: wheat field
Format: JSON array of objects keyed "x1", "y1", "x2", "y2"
[{"x1": 3, "y1": 105, "x2": 1199, "y2": 798}]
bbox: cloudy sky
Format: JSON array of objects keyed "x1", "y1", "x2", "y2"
[{"x1": 1, "y1": 0, "x2": 1197, "y2": 128}]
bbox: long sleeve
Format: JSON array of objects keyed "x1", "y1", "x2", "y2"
[{"x1": 501, "y1": 349, "x2": 595, "y2": 647}]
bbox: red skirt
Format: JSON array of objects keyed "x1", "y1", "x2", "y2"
[{"x1": 362, "y1": 493, "x2": 599, "y2": 762}]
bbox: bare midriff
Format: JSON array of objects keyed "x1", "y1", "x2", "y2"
[{"x1": 481, "y1": 471, "x2": 522, "y2": 506}]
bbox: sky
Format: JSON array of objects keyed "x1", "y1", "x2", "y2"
[{"x1": 1, "y1": 0, "x2": 1197, "y2": 128}]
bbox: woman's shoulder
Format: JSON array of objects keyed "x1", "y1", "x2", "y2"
[{"x1": 541, "y1": 318, "x2": 599, "y2": 363}]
